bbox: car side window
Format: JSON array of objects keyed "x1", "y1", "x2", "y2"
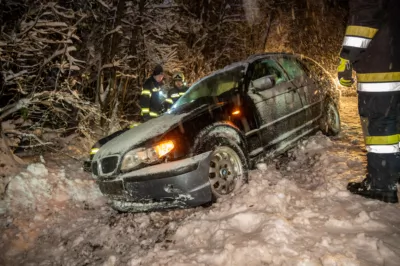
[
  {"x1": 277, "y1": 57, "x2": 306, "y2": 80},
  {"x1": 251, "y1": 59, "x2": 287, "y2": 85}
]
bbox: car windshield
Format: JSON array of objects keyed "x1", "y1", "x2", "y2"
[{"x1": 170, "y1": 65, "x2": 245, "y2": 113}]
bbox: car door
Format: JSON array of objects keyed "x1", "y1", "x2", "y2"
[
  {"x1": 246, "y1": 57, "x2": 304, "y2": 157},
  {"x1": 276, "y1": 56, "x2": 323, "y2": 125}
]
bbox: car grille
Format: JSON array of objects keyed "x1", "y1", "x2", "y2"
[
  {"x1": 92, "y1": 161, "x2": 99, "y2": 176},
  {"x1": 101, "y1": 156, "x2": 119, "y2": 175}
]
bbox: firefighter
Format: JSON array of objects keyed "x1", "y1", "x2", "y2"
[
  {"x1": 337, "y1": 0, "x2": 400, "y2": 203},
  {"x1": 164, "y1": 72, "x2": 189, "y2": 110},
  {"x1": 139, "y1": 65, "x2": 165, "y2": 122}
]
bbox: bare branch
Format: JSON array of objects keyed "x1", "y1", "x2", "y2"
[
  {"x1": 0, "y1": 99, "x2": 31, "y2": 121},
  {"x1": 0, "y1": 133, "x2": 27, "y2": 166},
  {"x1": 96, "y1": 0, "x2": 111, "y2": 10},
  {"x1": 17, "y1": 6, "x2": 44, "y2": 38},
  {"x1": 51, "y1": 4, "x2": 75, "y2": 19},
  {"x1": 4, "y1": 70, "x2": 29, "y2": 82},
  {"x1": 104, "y1": 25, "x2": 123, "y2": 38},
  {"x1": 3, "y1": 129, "x2": 54, "y2": 147},
  {"x1": 12, "y1": 142, "x2": 54, "y2": 148},
  {"x1": 42, "y1": 46, "x2": 77, "y2": 66}
]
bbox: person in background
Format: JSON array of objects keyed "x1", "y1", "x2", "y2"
[
  {"x1": 139, "y1": 65, "x2": 165, "y2": 122},
  {"x1": 337, "y1": 0, "x2": 400, "y2": 203},
  {"x1": 163, "y1": 72, "x2": 189, "y2": 110}
]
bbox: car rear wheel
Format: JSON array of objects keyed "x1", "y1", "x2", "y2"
[
  {"x1": 320, "y1": 98, "x2": 341, "y2": 136},
  {"x1": 197, "y1": 136, "x2": 249, "y2": 199}
]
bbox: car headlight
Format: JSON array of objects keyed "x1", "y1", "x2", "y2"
[{"x1": 120, "y1": 140, "x2": 175, "y2": 171}]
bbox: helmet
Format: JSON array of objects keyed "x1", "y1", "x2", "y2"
[{"x1": 172, "y1": 72, "x2": 185, "y2": 82}]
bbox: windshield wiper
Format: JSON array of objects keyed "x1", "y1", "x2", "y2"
[
  {"x1": 170, "y1": 102, "x2": 194, "y2": 114},
  {"x1": 171, "y1": 98, "x2": 212, "y2": 114}
]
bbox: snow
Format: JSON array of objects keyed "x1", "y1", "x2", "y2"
[
  {"x1": 26, "y1": 163, "x2": 48, "y2": 177},
  {"x1": 2, "y1": 97, "x2": 400, "y2": 266},
  {"x1": 123, "y1": 125, "x2": 400, "y2": 265},
  {"x1": 2, "y1": 163, "x2": 105, "y2": 214}
]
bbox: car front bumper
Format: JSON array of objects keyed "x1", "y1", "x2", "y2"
[{"x1": 96, "y1": 152, "x2": 213, "y2": 212}]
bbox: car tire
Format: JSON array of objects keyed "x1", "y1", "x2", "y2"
[
  {"x1": 196, "y1": 135, "x2": 249, "y2": 200},
  {"x1": 320, "y1": 98, "x2": 341, "y2": 136}
]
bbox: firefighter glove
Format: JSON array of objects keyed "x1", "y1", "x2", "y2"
[{"x1": 337, "y1": 57, "x2": 354, "y2": 87}]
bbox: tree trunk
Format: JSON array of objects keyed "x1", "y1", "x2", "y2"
[{"x1": 263, "y1": 13, "x2": 273, "y2": 52}]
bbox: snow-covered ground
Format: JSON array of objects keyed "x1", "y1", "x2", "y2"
[{"x1": 1, "y1": 97, "x2": 400, "y2": 266}]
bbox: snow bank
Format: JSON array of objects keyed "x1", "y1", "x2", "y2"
[
  {"x1": 2, "y1": 163, "x2": 105, "y2": 214},
  {"x1": 4, "y1": 100, "x2": 400, "y2": 266},
  {"x1": 128, "y1": 133, "x2": 400, "y2": 266}
]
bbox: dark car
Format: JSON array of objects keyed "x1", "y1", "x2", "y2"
[
  {"x1": 84, "y1": 128, "x2": 130, "y2": 172},
  {"x1": 91, "y1": 53, "x2": 341, "y2": 212}
]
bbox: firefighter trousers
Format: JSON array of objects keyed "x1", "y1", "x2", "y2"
[{"x1": 358, "y1": 91, "x2": 400, "y2": 191}]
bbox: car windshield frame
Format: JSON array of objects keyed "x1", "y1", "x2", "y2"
[{"x1": 170, "y1": 65, "x2": 246, "y2": 113}]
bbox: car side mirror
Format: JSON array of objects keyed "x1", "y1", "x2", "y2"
[{"x1": 251, "y1": 75, "x2": 276, "y2": 92}]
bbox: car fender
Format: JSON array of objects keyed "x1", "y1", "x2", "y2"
[{"x1": 191, "y1": 121, "x2": 247, "y2": 156}]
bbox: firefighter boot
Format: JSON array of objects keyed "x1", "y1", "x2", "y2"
[{"x1": 347, "y1": 176, "x2": 398, "y2": 203}]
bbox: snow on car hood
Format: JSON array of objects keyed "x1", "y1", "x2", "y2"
[{"x1": 94, "y1": 113, "x2": 188, "y2": 160}]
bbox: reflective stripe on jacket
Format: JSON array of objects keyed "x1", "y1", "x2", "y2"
[
  {"x1": 139, "y1": 77, "x2": 164, "y2": 120},
  {"x1": 340, "y1": 0, "x2": 400, "y2": 92},
  {"x1": 168, "y1": 86, "x2": 189, "y2": 105}
]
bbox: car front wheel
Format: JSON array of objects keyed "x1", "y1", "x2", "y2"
[
  {"x1": 209, "y1": 145, "x2": 245, "y2": 197},
  {"x1": 197, "y1": 136, "x2": 249, "y2": 199}
]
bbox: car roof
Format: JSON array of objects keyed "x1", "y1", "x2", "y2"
[
  {"x1": 219, "y1": 52, "x2": 298, "y2": 71},
  {"x1": 192, "y1": 52, "x2": 300, "y2": 86},
  {"x1": 246, "y1": 52, "x2": 297, "y2": 62}
]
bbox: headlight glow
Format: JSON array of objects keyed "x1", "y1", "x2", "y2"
[
  {"x1": 120, "y1": 140, "x2": 175, "y2": 171},
  {"x1": 154, "y1": 141, "x2": 175, "y2": 158}
]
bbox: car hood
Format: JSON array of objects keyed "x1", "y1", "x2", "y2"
[
  {"x1": 93, "y1": 101, "x2": 228, "y2": 161},
  {"x1": 93, "y1": 112, "x2": 189, "y2": 160}
]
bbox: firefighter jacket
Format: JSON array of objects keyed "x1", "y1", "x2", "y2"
[
  {"x1": 168, "y1": 85, "x2": 189, "y2": 105},
  {"x1": 163, "y1": 85, "x2": 189, "y2": 111},
  {"x1": 339, "y1": 0, "x2": 400, "y2": 92},
  {"x1": 139, "y1": 76, "x2": 164, "y2": 121},
  {"x1": 339, "y1": 0, "x2": 400, "y2": 158}
]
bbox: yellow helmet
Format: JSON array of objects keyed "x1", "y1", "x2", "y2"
[{"x1": 172, "y1": 72, "x2": 185, "y2": 82}]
